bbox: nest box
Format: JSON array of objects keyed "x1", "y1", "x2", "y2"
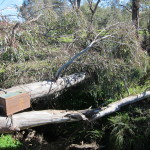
[{"x1": 0, "y1": 91, "x2": 30, "y2": 116}]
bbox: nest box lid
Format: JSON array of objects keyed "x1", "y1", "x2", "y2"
[{"x1": 0, "y1": 91, "x2": 27, "y2": 99}]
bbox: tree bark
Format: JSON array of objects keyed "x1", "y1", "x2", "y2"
[
  {"x1": 77, "y1": 0, "x2": 81, "y2": 8},
  {"x1": 87, "y1": 0, "x2": 101, "y2": 23},
  {"x1": 0, "y1": 73, "x2": 86, "y2": 100},
  {"x1": 67, "y1": 142, "x2": 99, "y2": 150},
  {"x1": 69, "y1": 0, "x2": 81, "y2": 9},
  {"x1": 0, "y1": 110, "x2": 85, "y2": 133},
  {"x1": 132, "y1": 0, "x2": 140, "y2": 29},
  {"x1": 0, "y1": 91, "x2": 149, "y2": 133}
]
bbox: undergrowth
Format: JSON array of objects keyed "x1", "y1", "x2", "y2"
[{"x1": 0, "y1": 134, "x2": 22, "y2": 150}]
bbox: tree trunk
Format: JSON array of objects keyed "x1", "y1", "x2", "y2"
[
  {"x1": 87, "y1": 0, "x2": 101, "y2": 23},
  {"x1": 132, "y1": 0, "x2": 140, "y2": 29},
  {"x1": 77, "y1": 0, "x2": 81, "y2": 8},
  {"x1": 69, "y1": 0, "x2": 81, "y2": 9},
  {"x1": 0, "y1": 91, "x2": 150, "y2": 133},
  {"x1": 0, "y1": 73, "x2": 86, "y2": 100}
]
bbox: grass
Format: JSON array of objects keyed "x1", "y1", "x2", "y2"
[
  {"x1": 0, "y1": 134, "x2": 22, "y2": 150},
  {"x1": 58, "y1": 36, "x2": 74, "y2": 43},
  {"x1": 122, "y1": 80, "x2": 150, "y2": 98}
]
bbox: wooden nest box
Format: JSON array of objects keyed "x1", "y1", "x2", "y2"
[{"x1": 0, "y1": 91, "x2": 30, "y2": 116}]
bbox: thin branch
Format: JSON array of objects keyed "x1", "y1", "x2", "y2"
[
  {"x1": 26, "y1": 14, "x2": 43, "y2": 24},
  {"x1": 119, "y1": 4, "x2": 132, "y2": 13},
  {"x1": 87, "y1": 0, "x2": 94, "y2": 13},
  {"x1": 87, "y1": 0, "x2": 101, "y2": 23},
  {"x1": 0, "y1": 0, "x2": 5, "y2": 5}
]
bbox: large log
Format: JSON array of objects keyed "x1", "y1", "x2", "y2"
[
  {"x1": 0, "y1": 110, "x2": 85, "y2": 133},
  {"x1": 0, "y1": 91, "x2": 149, "y2": 133},
  {"x1": 0, "y1": 73, "x2": 86, "y2": 100}
]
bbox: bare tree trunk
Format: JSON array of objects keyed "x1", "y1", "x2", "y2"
[
  {"x1": 0, "y1": 91, "x2": 149, "y2": 133},
  {"x1": 69, "y1": 0, "x2": 81, "y2": 9},
  {"x1": 77, "y1": 0, "x2": 81, "y2": 8},
  {"x1": 132, "y1": 0, "x2": 140, "y2": 29},
  {"x1": 87, "y1": 0, "x2": 101, "y2": 23}
]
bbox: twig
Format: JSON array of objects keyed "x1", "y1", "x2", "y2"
[
  {"x1": 26, "y1": 14, "x2": 43, "y2": 24},
  {"x1": 119, "y1": 4, "x2": 132, "y2": 13}
]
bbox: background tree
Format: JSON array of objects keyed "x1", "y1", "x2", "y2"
[
  {"x1": 132, "y1": 0, "x2": 140, "y2": 29},
  {"x1": 69, "y1": 0, "x2": 81, "y2": 9},
  {"x1": 20, "y1": 0, "x2": 66, "y2": 20}
]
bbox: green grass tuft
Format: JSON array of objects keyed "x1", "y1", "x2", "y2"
[{"x1": 0, "y1": 134, "x2": 22, "y2": 150}]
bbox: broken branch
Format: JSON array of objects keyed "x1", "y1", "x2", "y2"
[{"x1": 0, "y1": 73, "x2": 87, "y2": 100}]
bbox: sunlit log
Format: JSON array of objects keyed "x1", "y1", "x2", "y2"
[{"x1": 0, "y1": 91, "x2": 149, "y2": 133}]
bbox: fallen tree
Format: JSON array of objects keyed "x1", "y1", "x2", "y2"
[
  {"x1": 0, "y1": 72, "x2": 87, "y2": 100},
  {"x1": 0, "y1": 22, "x2": 149, "y2": 134},
  {"x1": 0, "y1": 91, "x2": 149, "y2": 133},
  {"x1": 0, "y1": 25, "x2": 116, "y2": 99}
]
